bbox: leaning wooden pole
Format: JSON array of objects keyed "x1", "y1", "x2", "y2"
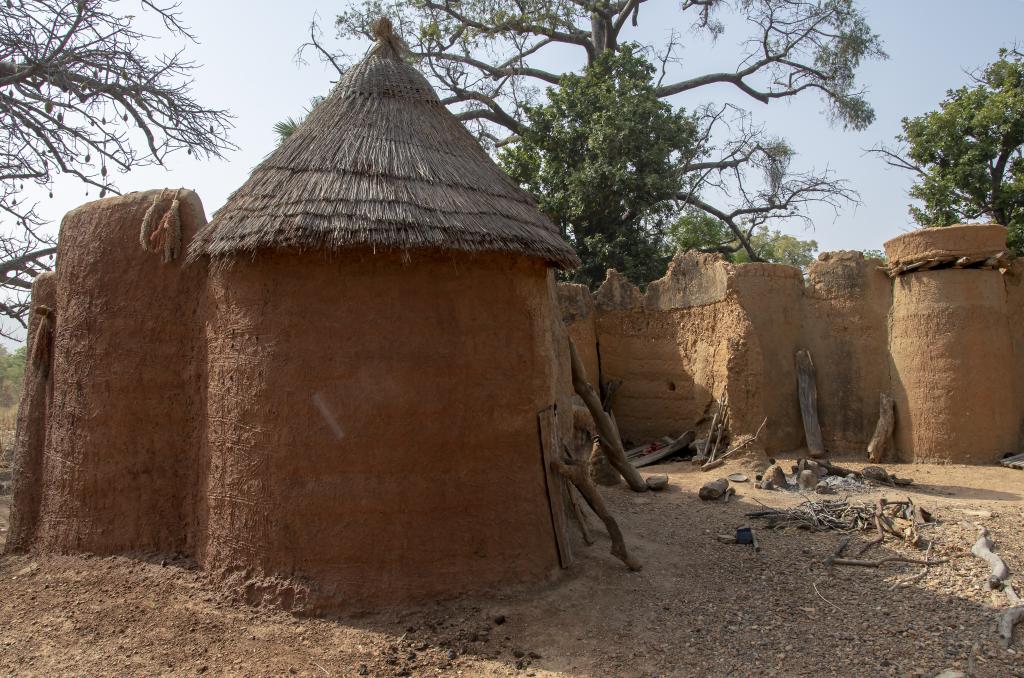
[
  {"x1": 568, "y1": 336, "x2": 648, "y2": 492},
  {"x1": 795, "y1": 349, "x2": 826, "y2": 459}
]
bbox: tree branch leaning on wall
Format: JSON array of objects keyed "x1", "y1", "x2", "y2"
[{"x1": 0, "y1": 0, "x2": 234, "y2": 339}]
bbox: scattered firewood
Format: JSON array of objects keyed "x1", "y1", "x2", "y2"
[
  {"x1": 867, "y1": 393, "x2": 895, "y2": 463},
  {"x1": 827, "y1": 554, "x2": 949, "y2": 569},
  {"x1": 971, "y1": 525, "x2": 1010, "y2": 588},
  {"x1": 568, "y1": 337, "x2": 648, "y2": 492},
  {"x1": 795, "y1": 349, "x2": 825, "y2": 458},
  {"x1": 999, "y1": 606, "x2": 1024, "y2": 649},
  {"x1": 700, "y1": 418, "x2": 767, "y2": 472}
]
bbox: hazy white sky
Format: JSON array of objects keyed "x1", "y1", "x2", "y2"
[{"x1": 29, "y1": 0, "x2": 1024, "y2": 255}]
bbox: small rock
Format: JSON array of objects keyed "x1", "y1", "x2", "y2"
[
  {"x1": 493, "y1": 614, "x2": 506, "y2": 625},
  {"x1": 814, "y1": 482, "x2": 836, "y2": 495},
  {"x1": 645, "y1": 474, "x2": 669, "y2": 491},
  {"x1": 446, "y1": 649, "x2": 458, "y2": 661},
  {"x1": 933, "y1": 671, "x2": 966, "y2": 678},
  {"x1": 357, "y1": 666, "x2": 368, "y2": 676},
  {"x1": 515, "y1": 659, "x2": 527, "y2": 670}
]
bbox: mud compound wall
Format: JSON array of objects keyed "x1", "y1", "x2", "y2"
[
  {"x1": 5, "y1": 272, "x2": 56, "y2": 552},
  {"x1": 592, "y1": 259, "x2": 739, "y2": 446},
  {"x1": 34, "y1": 190, "x2": 209, "y2": 555},
  {"x1": 556, "y1": 282, "x2": 601, "y2": 385},
  {"x1": 802, "y1": 252, "x2": 892, "y2": 454},
  {"x1": 203, "y1": 250, "x2": 561, "y2": 612},
  {"x1": 561, "y1": 243, "x2": 1023, "y2": 461}
]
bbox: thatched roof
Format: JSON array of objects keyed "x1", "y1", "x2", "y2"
[{"x1": 189, "y1": 19, "x2": 578, "y2": 269}]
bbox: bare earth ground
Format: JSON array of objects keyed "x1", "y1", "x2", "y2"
[{"x1": 0, "y1": 458, "x2": 1022, "y2": 678}]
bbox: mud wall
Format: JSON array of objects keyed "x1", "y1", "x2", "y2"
[
  {"x1": 556, "y1": 282, "x2": 601, "y2": 385},
  {"x1": 592, "y1": 257, "x2": 745, "y2": 446},
  {"x1": 561, "y1": 242, "x2": 1023, "y2": 461},
  {"x1": 203, "y1": 251, "x2": 561, "y2": 611},
  {"x1": 889, "y1": 269, "x2": 1017, "y2": 463},
  {"x1": 34, "y1": 190, "x2": 208, "y2": 555},
  {"x1": 5, "y1": 272, "x2": 56, "y2": 552},
  {"x1": 802, "y1": 252, "x2": 892, "y2": 454}
]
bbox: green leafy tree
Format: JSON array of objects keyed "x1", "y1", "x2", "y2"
[
  {"x1": 669, "y1": 210, "x2": 818, "y2": 270},
  {"x1": 498, "y1": 47, "x2": 701, "y2": 287},
  {"x1": 873, "y1": 49, "x2": 1024, "y2": 253},
  {"x1": 288, "y1": 0, "x2": 882, "y2": 276}
]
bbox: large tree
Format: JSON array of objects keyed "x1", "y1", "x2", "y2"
[
  {"x1": 873, "y1": 49, "x2": 1024, "y2": 254},
  {"x1": 319, "y1": 0, "x2": 882, "y2": 271},
  {"x1": 0, "y1": 0, "x2": 233, "y2": 338},
  {"x1": 498, "y1": 46, "x2": 702, "y2": 287}
]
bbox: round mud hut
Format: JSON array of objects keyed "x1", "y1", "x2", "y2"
[
  {"x1": 188, "y1": 20, "x2": 579, "y2": 612},
  {"x1": 886, "y1": 224, "x2": 1017, "y2": 463}
]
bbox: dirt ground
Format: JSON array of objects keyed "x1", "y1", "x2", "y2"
[{"x1": 1, "y1": 457, "x2": 1022, "y2": 678}]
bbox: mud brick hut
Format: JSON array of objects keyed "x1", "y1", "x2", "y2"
[{"x1": 6, "y1": 19, "x2": 580, "y2": 612}]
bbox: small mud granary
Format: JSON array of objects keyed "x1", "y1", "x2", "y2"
[{"x1": 5, "y1": 19, "x2": 580, "y2": 613}]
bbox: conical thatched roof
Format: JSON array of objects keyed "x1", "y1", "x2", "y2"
[{"x1": 189, "y1": 19, "x2": 578, "y2": 269}]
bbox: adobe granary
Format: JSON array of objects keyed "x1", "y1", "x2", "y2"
[{"x1": 6, "y1": 19, "x2": 581, "y2": 613}]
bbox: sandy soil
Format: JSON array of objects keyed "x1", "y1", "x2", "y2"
[{"x1": 1, "y1": 458, "x2": 1022, "y2": 678}]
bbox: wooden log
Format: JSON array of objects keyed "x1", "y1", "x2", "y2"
[
  {"x1": 566, "y1": 485, "x2": 595, "y2": 546},
  {"x1": 999, "y1": 606, "x2": 1024, "y2": 648},
  {"x1": 867, "y1": 393, "x2": 895, "y2": 463},
  {"x1": 551, "y1": 454, "x2": 642, "y2": 571},
  {"x1": 971, "y1": 526, "x2": 1010, "y2": 588},
  {"x1": 568, "y1": 336, "x2": 648, "y2": 492},
  {"x1": 795, "y1": 349, "x2": 826, "y2": 458}
]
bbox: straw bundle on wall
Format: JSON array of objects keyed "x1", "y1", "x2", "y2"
[{"x1": 189, "y1": 20, "x2": 578, "y2": 270}]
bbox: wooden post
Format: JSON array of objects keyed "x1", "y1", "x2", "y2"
[
  {"x1": 538, "y1": 408, "x2": 572, "y2": 568},
  {"x1": 795, "y1": 349, "x2": 826, "y2": 458}
]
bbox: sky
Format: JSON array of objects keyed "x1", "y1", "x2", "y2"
[{"x1": 25, "y1": 0, "x2": 1024, "y2": 264}]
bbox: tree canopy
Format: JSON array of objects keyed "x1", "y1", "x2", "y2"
[
  {"x1": 498, "y1": 47, "x2": 701, "y2": 287},
  {"x1": 0, "y1": 0, "x2": 233, "y2": 337},
  {"x1": 284, "y1": 0, "x2": 883, "y2": 284},
  {"x1": 873, "y1": 49, "x2": 1024, "y2": 253},
  {"x1": 668, "y1": 210, "x2": 818, "y2": 270}
]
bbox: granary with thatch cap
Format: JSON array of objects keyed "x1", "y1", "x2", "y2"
[{"x1": 188, "y1": 18, "x2": 579, "y2": 611}]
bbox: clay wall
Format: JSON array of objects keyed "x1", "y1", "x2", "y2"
[
  {"x1": 34, "y1": 190, "x2": 209, "y2": 555},
  {"x1": 889, "y1": 269, "x2": 1017, "y2": 463},
  {"x1": 587, "y1": 254, "x2": 762, "y2": 448},
  {"x1": 202, "y1": 251, "x2": 561, "y2": 612},
  {"x1": 1005, "y1": 259, "x2": 1024, "y2": 450},
  {"x1": 802, "y1": 252, "x2": 892, "y2": 454},
  {"x1": 557, "y1": 232, "x2": 1024, "y2": 464},
  {"x1": 556, "y1": 282, "x2": 601, "y2": 385},
  {"x1": 4, "y1": 272, "x2": 56, "y2": 552}
]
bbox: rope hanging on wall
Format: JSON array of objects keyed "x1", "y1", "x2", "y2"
[
  {"x1": 30, "y1": 304, "x2": 54, "y2": 373},
  {"x1": 138, "y1": 189, "x2": 182, "y2": 263}
]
